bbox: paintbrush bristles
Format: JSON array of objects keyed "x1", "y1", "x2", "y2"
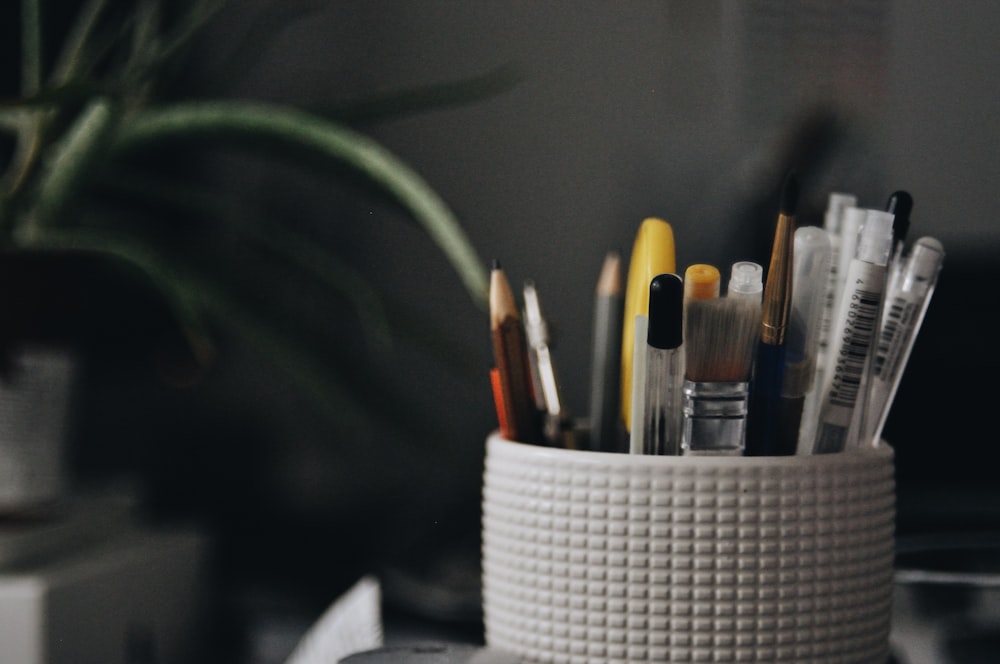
[{"x1": 684, "y1": 299, "x2": 761, "y2": 382}]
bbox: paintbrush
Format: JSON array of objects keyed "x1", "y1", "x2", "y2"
[
  {"x1": 745, "y1": 170, "x2": 798, "y2": 455},
  {"x1": 680, "y1": 296, "x2": 761, "y2": 455}
]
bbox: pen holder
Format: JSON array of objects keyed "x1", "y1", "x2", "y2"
[{"x1": 481, "y1": 431, "x2": 895, "y2": 663}]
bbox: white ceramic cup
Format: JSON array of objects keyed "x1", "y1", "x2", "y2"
[{"x1": 481, "y1": 431, "x2": 895, "y2": 663}]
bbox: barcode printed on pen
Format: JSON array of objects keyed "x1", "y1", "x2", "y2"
[
  {"x1": 872, "y1": 297, "x2": 903, "y2": 375},
  {"x1": 817, "y1": 264, "x2": 839, "y2": 351},
  {"x1": 828, "y1": 288, "x2": 880, "y2": 408},
  {"x1": 874, "y1": 297, "x2": 917, "y2": 379}
]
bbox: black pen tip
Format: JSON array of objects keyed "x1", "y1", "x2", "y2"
[
  {"x1": 885, "y1": 190, "x2": 913, "y2": 242},
  {"x1": 779, "y1": 170, "x2": 799, "y2": 216},
  {"x1": 885, "y1": 190, "x2": 913, "y2": 219}
]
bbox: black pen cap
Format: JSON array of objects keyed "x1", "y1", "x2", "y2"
[{"x1": 647, "y1": 273, "x2": 683, "y2": 350}]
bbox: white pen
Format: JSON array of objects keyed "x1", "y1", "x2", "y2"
[
  {"x1": 860, "y1": 236, "x2": 944, "y2": 446},
  {"x1": 813, "y1": 208, "x2": 894, "y2": 454},
  {"x1": 823, "y1": 206, "x2": 866, "y2": 384}
]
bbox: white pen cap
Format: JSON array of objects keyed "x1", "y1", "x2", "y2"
[
  {"x1": 857, "y1": 210, "x2": 894, "y2": 266},
  {"x1": 823, "y1": 192, "x2": 858, "y2": 234},
  {"x1": 902, "y1": 237, "x2": 945, "y2": 293}
]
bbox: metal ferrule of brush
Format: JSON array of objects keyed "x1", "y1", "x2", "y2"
[{"x1": 681, "y1": 379, "x2": 749, "y2": 455}]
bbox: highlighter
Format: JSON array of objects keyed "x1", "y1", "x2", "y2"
[{"x1": 620, "y1": 217, "x2": 676, "y2": 431}]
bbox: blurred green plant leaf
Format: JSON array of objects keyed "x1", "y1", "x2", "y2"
[
  {"x1": 105, "y1": 100, "x2": 489, "y2": 307},
  {"x1": 2, "y1": 0, "x2": 502, "y2": 448}
]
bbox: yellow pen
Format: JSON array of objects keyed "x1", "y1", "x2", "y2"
[{"x1": 620, "y1": 217, "x2": 676, "y2": 431}]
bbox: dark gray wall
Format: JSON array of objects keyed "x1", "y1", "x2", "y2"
[{"x1": 68, "y1": 0, "x2": 1000, "y2": 622}]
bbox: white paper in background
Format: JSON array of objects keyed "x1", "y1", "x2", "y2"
[{"x1": 284, "y1": 575, "x2": 384, "y2": 664}]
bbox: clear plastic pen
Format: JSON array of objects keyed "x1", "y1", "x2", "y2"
[
  {"x1": 859, "y1": 236, "x2": 944, "y2": 445},
  {"x1": 780, "y1": 226, "x2": 831, "y2": 455},
  {"x1": 634, "y1": 273, "x2": 684, "y2": 455}
]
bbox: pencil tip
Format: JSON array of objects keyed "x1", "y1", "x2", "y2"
[
  {"x1": 491, "y1": 258, "x2": 501, "y2": 270},
  {"x1": 597, "y1": 251, "x2": 623, "y2": 295},
  {"x1": 780, "y1": 170, "x2": 799, "y2": 216}
]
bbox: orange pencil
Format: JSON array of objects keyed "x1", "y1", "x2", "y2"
[{"x1": 490, "y1": 260, "x2": 544, "y2": 445}]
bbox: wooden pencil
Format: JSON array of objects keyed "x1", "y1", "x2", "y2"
[
  {"x1": 490, "y1": 260, "x2": 544, "y2": 445},
  {"x1": 588, "y1": 251, "x2": 624, "y2": 451}
]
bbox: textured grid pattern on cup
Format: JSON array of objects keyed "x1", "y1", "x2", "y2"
[{"x1": 481, "y1": 433, "x2": 895, "y2": 663}]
